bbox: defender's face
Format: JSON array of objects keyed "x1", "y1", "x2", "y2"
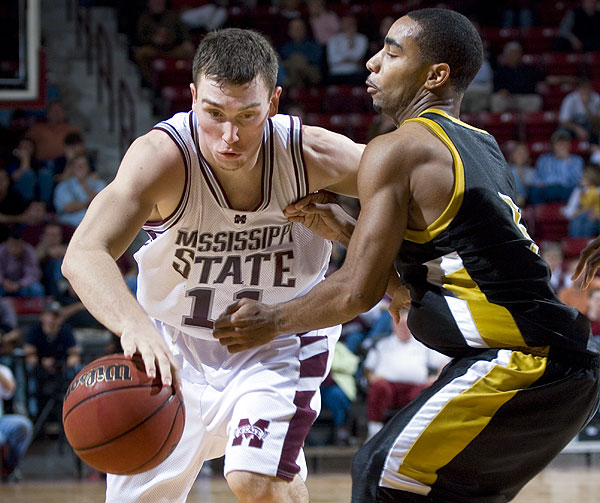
[
  {"x1": 191, "y1": 76, "x2": 280, "y2": 172},
  {"x1": 366, "y1": 16, "x2": 427, "y2": 119}
]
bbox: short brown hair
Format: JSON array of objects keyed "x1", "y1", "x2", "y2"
[{"x1": 192, "y1": 28, "x2": 279, "y2": 94}]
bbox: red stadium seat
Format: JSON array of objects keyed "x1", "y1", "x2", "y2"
[
  {"x1": 537, "y1": 82, "x2": 576, "y2": 110},
  {"x1": 480, "y1": 27, "x2": 520, "y2": 54},
  {"x1": 151, "y1": 57, "x2": 192, "y2": 91},
  {"x1": 323, "y1": 85, "x2": 370, "y2": 114},
  {"x1": 284, "y1": 87, "x2": 325, "y2": 113},
  {"x1": 542, "y1": 52, "x2": 586, "y2": 77},
  {"x1": 584, "y1": 52, "x2": 600, "y2": 80},
  {"x1": 519, "y1": 27, "x2": 558, "y2": 54},
  {"x1": 562, "y1": 237, "x2": 592, "y2": 261},
  {"x1": 532, "y1": 202, "x2": 569, "y2": 242},
  {"x1": 477, "y1": 112, "x2": 521, "y2": 143},
  {"x1": 161, "y1": 85, "x2": 192, "y2": 116},
  {"x1": 522, "y1": 110, "x2": 560, "y2": 142}
]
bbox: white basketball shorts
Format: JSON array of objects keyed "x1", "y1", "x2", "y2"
[{"x1": 106, "y1": 319, "x2": 340, "y2": 503}]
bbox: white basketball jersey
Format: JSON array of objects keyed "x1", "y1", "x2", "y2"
[{"x1": 134, "y1": 112, "x2": 332, "y2": 340}]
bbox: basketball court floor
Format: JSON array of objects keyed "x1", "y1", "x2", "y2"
[{"x1": 2, "y1": 462, "x2": 600, "y2": 502}]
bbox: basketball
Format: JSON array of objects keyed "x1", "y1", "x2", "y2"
[{"x1": 62, "y1": 353, "x2": 185, "y2": 475}]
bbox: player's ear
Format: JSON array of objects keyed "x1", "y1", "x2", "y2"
[
  {"x1": 424, "y1": 63, "x2": 450, "y2": 90},
  {"x1": 269, "y1": 86, "x2": 282, "y2": 117},
  {"x1": 189, "y1": 82, "x2": 198, "y2": 106}
]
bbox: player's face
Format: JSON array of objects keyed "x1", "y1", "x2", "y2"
[
  {"x1": 191, "y1": 75, "x2": 281, "y2": 172},
  {"x1": 365, "y1": 16, "x2": 428, "y2": 121}
]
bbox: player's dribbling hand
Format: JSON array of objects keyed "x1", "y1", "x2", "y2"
[
  {"x1": 213, "y1": 298, "x2": 281, "y2": 353},
  {"x1": 572, "y1": 234, "x2": 600, "y2": 290},
  {"x1": 120, "y1": 326, "x2": 181, "y2": 390},
  {"x1": 284, "y1": 191, "x2": 356, "y2": 244}
]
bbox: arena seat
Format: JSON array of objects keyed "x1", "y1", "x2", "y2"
[
  {"x1": 532, "y1": 202, "x2": 569, "y2": 242},
  {"x1": 562, "y1": 237, "x2": 591, "y2": 261},
  {"x1": 584, "y1": 52, "x2": 600, "y2": 81},
  {"x1": 284, "y1": 87, "x2": 325, "y2": 113},
  {"x1": 522, "y1": 110, "x2": 560, "y2": 142},
  {"x1": 477, "y1": 112, "x2": 521, "y2": 143},
  {"x1": 161, "y1": 85, "x2": 192, "y2": 115},
  {"x1": 323, "y1": 85, "x2": 370, "y2": 114},
  {"x1": 542, "y1": 52, "x2": 586, "y2": 77},
  {"x1": 480, "y1": 27, "x2": 520, "y2": 55},
  {"x1": 151, "y1": 57, "x2": 192, "y2": 91},
  {"x1": 537, "y1": 82, "x2": 576, "y2": 110},
  {"x1": 519, "y1": 27, "x2": 558, "y2": 54}
]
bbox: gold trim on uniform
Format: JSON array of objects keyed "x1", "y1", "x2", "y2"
[
  {"x1": 396, "y1": 350, "x2": 547, "y2": 486},
  {"x1": 402, "y1": 113, "x2": 465, "y2": 244}
]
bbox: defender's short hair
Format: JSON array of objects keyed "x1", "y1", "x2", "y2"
[
  {"x1": 407, "y1": 9, "x2": 483, "y2": 93},
  {"x1": 192, "y1": 28, "x2": 279, "y2": 94}
]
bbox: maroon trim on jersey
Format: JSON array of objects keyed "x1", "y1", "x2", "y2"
[
  {"x1": 299, "y1": 334, "x2": 326, "y2": 346},
  {"x1": 290, "y1": 116, "x2": 302, "y2": 200},
  {"x1": 297, "y1": 116, "x2": 310, "y2": 198},
  {"x1": 251, "y1": 118, "x2": 274, "y2": 212},
  {"x1": 276, "y1": 391, "x2": 317, "y2": 481},
  {"x1": 143, "y1": 126, "x2": 190, "y2": 230}
]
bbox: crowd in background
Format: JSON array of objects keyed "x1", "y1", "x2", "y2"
[{"x1": 1, "y1": 0, "x2": 600, "y2": 481}]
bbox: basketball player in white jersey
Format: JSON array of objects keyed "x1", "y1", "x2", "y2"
[{"x1": 62, "y1": 28, "x2": 363, "y2": 503}]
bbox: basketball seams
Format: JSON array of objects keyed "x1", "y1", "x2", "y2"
[
  {"x1": 117, "y1": 401, "x2": 185, "y2": 475},
  {"x1": 69, "y1": 392, "x2": 181, "y2": 451}
]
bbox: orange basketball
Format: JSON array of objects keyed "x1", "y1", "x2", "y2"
[{"x1": 62, "y1": 353, "x2": 185, "y2": 475}]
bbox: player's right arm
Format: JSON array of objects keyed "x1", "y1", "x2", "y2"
[{"x1": 62, "y1": 129, "x2": 185, "y2": 386}]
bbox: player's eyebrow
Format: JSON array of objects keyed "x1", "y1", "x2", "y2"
[
  {"x1": 384, "y1": 36, "x2": 402, "y2": 51},
  {"x1": 201, "y1": 99, "x2": 261, "y2": 111}
]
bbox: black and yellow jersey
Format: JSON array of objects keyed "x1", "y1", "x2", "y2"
[{"x1": 397, "y1": 109, "x2": 598, "y2": 358}]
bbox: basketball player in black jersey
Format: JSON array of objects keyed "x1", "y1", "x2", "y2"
[{"x1": 216, "y1": 8, "x2": 600, "y2": 502}]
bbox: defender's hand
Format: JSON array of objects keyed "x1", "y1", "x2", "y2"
[
  {"x1": 284, "y1": 191, "x2": 356, "y2": 245},
  {"x1": 572, "y1": 235, "x2": 600, "y2": 290},
  {"x1": 214, "y1": 298, "x2": 281, "y2": 353},
  {"x1": 388, "y1": 285, "x2": 411, "y2": 324}
]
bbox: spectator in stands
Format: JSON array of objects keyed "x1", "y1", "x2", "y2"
[
  {"x1": 529, "y1": 129, "x2": 584, "y2": 204},
  {"x1": 0, "y1": 169, "x2": 28, "y2": 243},
  {"x1": 541, "y1": 241, "x2": 566, "y2": 293},
  {"x1": 326, "y1": 15, "x2": 369, "y2": 85},
  {"x1": 320, "y1": 340, "x2": 359, "y2": 445},
  {"x1": 7, "y1": 137, "x2": 50, "y2": 205},
  {"x1": 53, "y1": 153, "x2": 106, "y2": 228},
  {"x1": 307, "y1": 0, "x2": 340, "y2": 46},
  {"x1": 558, "y1": 78, "x2": 600, "y2": 144},
  {"x1": 36, "y1": 222, "x2": 68, "y2": 299},
  {"x1": 134, "y1": 0, "x2": 195, "y2": 87},
  {"x1": 562, "y1": 164, "x2": 600, "y2": 237},
  {"x1": 19, "y1": 201, "x2": 64, "y2": 248},
  {"x1": 559, "y1": 257, "x2": 600, "y2": 314},
  {"x1": 490, "y1": 41, "x2": 545, "y2": 113},
  {"x1": 500, "y1": 0, "x2": 534, "y2": 27},
  {"x1": 0, "y1": 299, "x2": 21, "y2": 357},
  {"x1": 363, "y1": 308, "x2": 449, "y2": 440},
  {"x1": 23, "y1": 301, "x2": 81, "y2": 419},
  {"x1": 0, "y1": 231, "x2": 44, "y2": 297},
  {"x1": 507, "y1": 142, "x2": 536, "y2": 206},
  {"x1": 279, "y1": 18, "x2": 323, "y2": 89},
  {"x1": 180, "y1": 1, "x2": 228, "y2": 33},
  {"x1": 0, "y1": 364, "x2": 33, "y2": 483},
  {"x1": 52, "y1": 131, "x2": 95, "y2": 185},
  {"x1": 25, "y1": 101, "x2": 82, "y2": 164},
  {"x1": 554, "y1": 0, "x2": 600, "y2": 52},
  {"x1": 461, "y1": 56, "x2": 493, "y2": 114}
]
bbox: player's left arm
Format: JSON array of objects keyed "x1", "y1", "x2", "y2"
[
  {"x1": 301, "y1": 124, "x2": 365, "y2": 197},
  {"x1": 214, "y1": 133, "x2": 409, "y2": 351}
]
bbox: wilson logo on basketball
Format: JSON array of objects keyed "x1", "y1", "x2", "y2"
[
  {"x1": 232, "y1": 419, "x2": 270, "y2": 448},
  {"x1": 64, "y1": 364, "x2": 132, "y2": 399}
]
